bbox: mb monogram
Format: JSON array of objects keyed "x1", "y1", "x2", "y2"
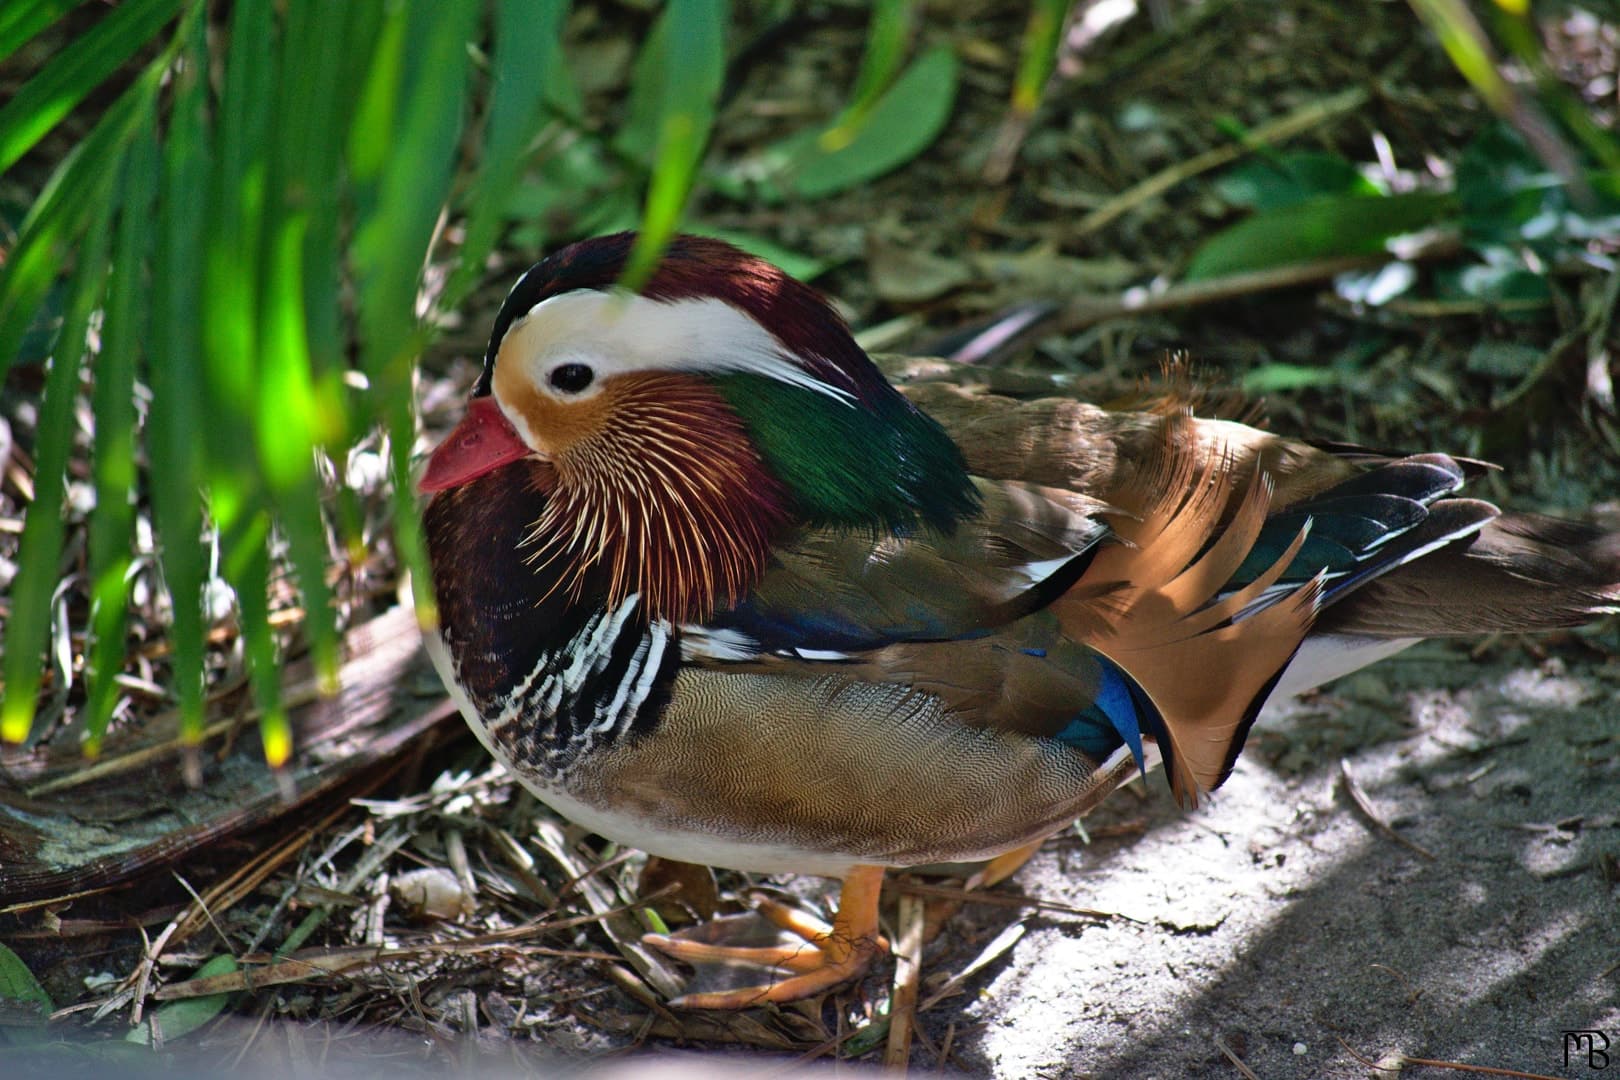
[{"x1": 1565, "y1": 1030, "x2": 1612, "y2": 1070}]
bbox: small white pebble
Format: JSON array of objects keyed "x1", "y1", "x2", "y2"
[{"x1": 1293, "y1": 1042, "x2": 1308, "y2": 1056}]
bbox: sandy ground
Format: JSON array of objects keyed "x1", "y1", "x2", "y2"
[{"x1": 922, "y1": 637, "x2": 1620, "y2": 1079}]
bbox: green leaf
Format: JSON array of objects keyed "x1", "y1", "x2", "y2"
[
  {"x1": 0, "y1": 0, "x2": 182, "y2": 175},
  {"x1": 0, "y1": 68, "x2": 155, "y2": 383},
  {"x1": 126, "y1": 954, "x2": 238, "y2": 1045},
  {"x1": 0, "y1": 162, "x2": 114, "y2": 744},
  {"x1": 0, "y1": 0, "x2": 84, "y2": 65},
  {"x1": 614, "y1": 14, "x2": 672, "y2": 167},
  {"x1": 830, "y1": 0, "x2": 916, "y2": 131},
  {"x1": 1241, "y1": 362, "x2": 1351, "y2": 395},
  {"x1": 83, "y1": 114, "x2": 160, "y2": 748},
  {"x1": 1183, "y1": 191, "x2": 1456, "y2": 281},
  {"x1": 1010, "y1": 0, "x2": 1067, "y2": 115},
  {"x1": 350, "y1": 0, "x2": 478, "y2": 627},
  {"x1": 788, "y1": 45, "x2": 957, "y2": 199},
  {"x1": 0, "y1": 942, "x2": 52, "y2": 1012},
  {"x1": 448, "y1": 0, "x2": 572, "y2": 306},
  {"x1": 622, "y1": 0, "x2": 727, "y2": 290},
  {"x1": 1215, "y1": 151, "x2": 1382, "y2": 211},
  {"x1": 144, "y1": 7, "x2": 211, "y2": 740}
]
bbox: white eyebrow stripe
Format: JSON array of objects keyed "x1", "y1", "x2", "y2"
[{"x1": 500, "y1": 290, "x2": 855, "y2": 405}]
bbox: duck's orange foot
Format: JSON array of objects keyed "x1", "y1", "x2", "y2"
[{"x1": 643, "y1": 865, "x2": 887, "y2": 1010}]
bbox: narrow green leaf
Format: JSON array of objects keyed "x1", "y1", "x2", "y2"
[
  {"x1": 271, "y1": 1, "x2": 363, "y2": 430},
  {"x1": 345, "y1": 2, "x2": 408, "y2": 191},
  {"x1": 0, "y1": 0, "x2": 182, "y2": 175},
  {"x1": 623, "y1": 0, "x2": 727, "y2": 290},
  {"x1": 353, "y1": 0, "x2": 476, "y2": 378},
  {"x1": 1010, "y1": 0, "x2": 1068, "y2": 115},
  {"x1": 1241, "y1": 362, "x2": 1351, "y2": 395},
  {"x1": 145, "y1": 10, "x2": 211, "y2": 740},
  {"x1": 827, "y1": 0, "x2": 915, "y2": 137},
  {"x1": 447, "y1": 0, "x2": 572, "y2": 306},
  {"x1": 0, "y1": 71, "x2": 154, "y2": 381},
  {"x1": 200, "y1": 0, "x2": 273, "y2": 525},
  {"x1": 614, "y1": 15, "x2": 671, "y2": 167},
  {"x1": 351, "y1": 0, "x2": 477, "y2": 630},
  {"x1": 253, "y1": 215, "x2": 341, "y2": 693},
  {"x1": 787, "y1": 46, "x2": 958, "y2": 200},
  {"x1": 1408, "y1": 0, "x2": 1514, "y2": 114},
  {"x1": 126, "y1": 953, "x2": 238, "y2": 1045},
  {"x1": 0, "y1": 0, "x2": 84, "y2": 65},
  {"x1": 221, "y1": 512, "x2": 289, "y2": 767},
  {"x1": 83, "y1": 115, "x2": 160, "y2": 749},
  {"x1": 1183, "y1": 192, "x2": 1457, "y2": 281},
  {"x1": 0, "y1": 179, "x2": 114, "y2": 744}
]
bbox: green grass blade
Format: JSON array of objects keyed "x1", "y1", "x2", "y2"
[
  {"x1": 82, "y1": 115, "x2": 160, "y2": 751},
  {"x1": 1407, "y1": 0, "x2": 1513, "y2": 114},
  {"x1": 622, "y1": 0, "x2": 726, "y2": 290},
  {"x1": 0, "y1": 0, "x2": 182, "y2": 175},
  {"x1": 446, "y1": 0, "x2": 571, "y2": 307},
  {"x1": 0, "y1": 178, "x2": 115, "y2": 744},
  {"x1": 144, "y1": 10, "x2": 210, "y2": 741},
  {"x1": 824, "y1": 0, "x2": 914, "y2": 141},
  {"x1": 615, "y1": 14, "x2": 672, "y2": 167},
  {"x1": 1011, "y1": 0, "x2": 1068, "y2": 116},
  {"x1": 0, "y1": 0, "x2": 85, "y2": 64},
  {"x1": 0, "y1": 71, "x2": 153, "y2": 381},
  {"x1": 199, "y1": 0, "x2": 272, "y2": 532},
  {"x1": 351, "y1": 0, "x2": 477, "y2": 627},
  {"x1": 221, "y1": 512, "x2": 290, "y2": 767}
]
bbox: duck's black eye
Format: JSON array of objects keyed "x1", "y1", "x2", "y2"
[{"x1": 548, "y1": 363, "x2": 595, "y2": 394}]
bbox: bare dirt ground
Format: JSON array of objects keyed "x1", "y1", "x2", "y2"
[{"x1": 943, "y1": 640, "x2": 1620, "y2": 1079}]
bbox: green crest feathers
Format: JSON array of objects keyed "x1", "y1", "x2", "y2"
[{"x1": 714, "y1": 374, "x2": 978, "y2": 533}]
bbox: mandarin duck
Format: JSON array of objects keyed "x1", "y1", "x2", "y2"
[{"x1": 419, "y1": 232, "x2": 1620, "y2": 1009}]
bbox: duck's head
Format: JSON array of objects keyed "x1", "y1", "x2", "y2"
[{"x1": 420, "y1": 232, "x2": 977, "y2": 623}]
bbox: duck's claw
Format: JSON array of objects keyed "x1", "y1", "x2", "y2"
[{"x1": 642, "y1": 865, "x2": 887, "y2": 1010}]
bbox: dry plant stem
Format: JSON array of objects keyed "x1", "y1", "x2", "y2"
[
  {"x1": 530, "y1": 818, "x2": 685, "y2": 999},
  {"x1": 1214, "y1": 1035, "x2": 1264, "y2": 1080},
  {"x1": 1059, "y1": 252, "x2": 1403, "y2": 334},
  {"x1": 918, "y1": 922, "x2": 1027, "y2": 1012},
  {"x1": 125, "y1": 805, "x2": 344, "y2": 1024},
  {"x1": 150, "y1": 939, "x2": 624, "y2": 1001},
  {"x1": 1070, "y1": 86, "x2": 1370, "y2": 238},
  {"x1": 883, "y1": 892, "x2": 926, "y2": 1071},
  {"x1": 1339, "y1": 758, "x2": 1438, "y2": 860}
]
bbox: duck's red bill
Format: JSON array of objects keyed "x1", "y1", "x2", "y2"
[{"x1": 419, "y1": 396, "x2": 532, "y2": 493}]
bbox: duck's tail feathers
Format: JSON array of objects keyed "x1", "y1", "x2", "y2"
[{"x1": 1316, "y1": 511, "x2": 1620, "y2": 639}]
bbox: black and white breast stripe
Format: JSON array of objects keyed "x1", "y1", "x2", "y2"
[{"x1": 478, "y1": 594, "x2": 678, "y2": 774}]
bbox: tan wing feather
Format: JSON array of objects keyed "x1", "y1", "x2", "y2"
[{"x1": 1052, "y1": 417, "x2": 1323, "y2": 806}]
